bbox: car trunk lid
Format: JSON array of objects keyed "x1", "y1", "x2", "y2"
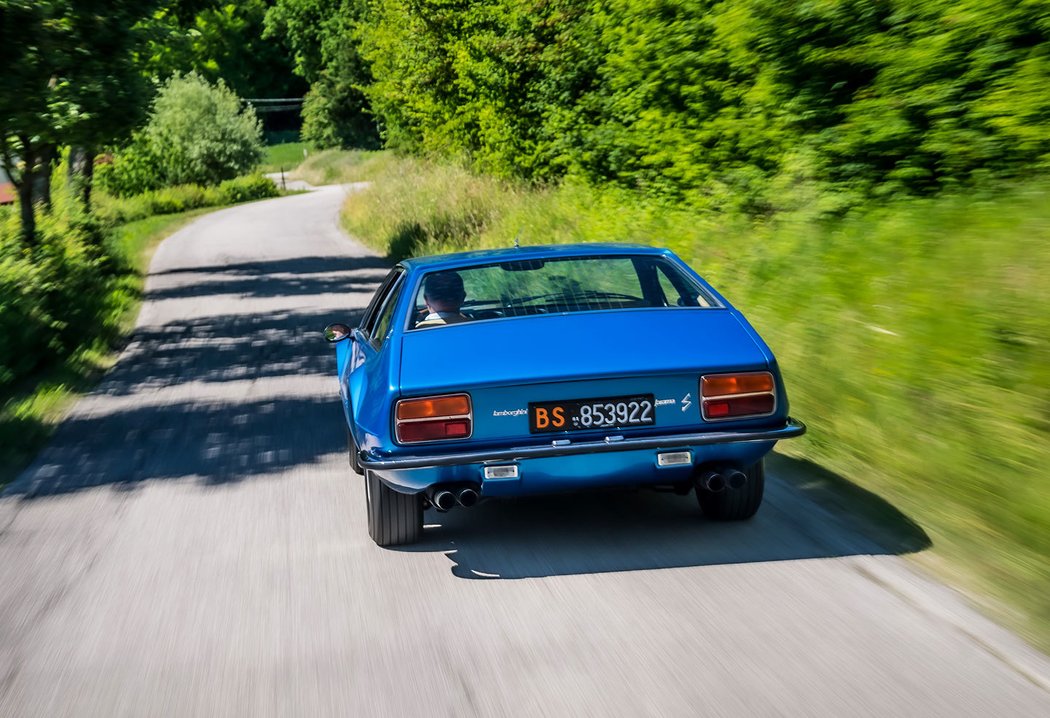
[{"x1": 397, "y1": 309, "x2": 770, "y2": 443}]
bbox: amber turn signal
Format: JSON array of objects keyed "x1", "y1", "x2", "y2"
[
  {"x1": 395, "y1": 393, "x2": 472, "y2": 443},
  {"x1": 701, "y1": 372, "x2": 774, "y2": 397},
  {"x1": 396, "y1": 394, "x2": 472, "y2": 420}
]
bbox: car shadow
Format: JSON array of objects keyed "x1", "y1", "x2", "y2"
[{"x1": 394, "y1": 459, "x2": 931, "y2": 579}]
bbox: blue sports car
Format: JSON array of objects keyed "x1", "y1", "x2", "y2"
[{"x1": 324, "y1": 244, "x2": 805, "y2": 546}]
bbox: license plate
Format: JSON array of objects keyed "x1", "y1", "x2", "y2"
[{"x1": 529, "y1": 394, "x2": 655, "y2": 434}]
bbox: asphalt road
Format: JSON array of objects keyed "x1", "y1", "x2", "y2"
[{"x1": 2, "y1": 187, "x2": 1049, "y2": 717}]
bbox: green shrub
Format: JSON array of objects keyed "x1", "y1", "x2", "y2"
[
  {"x1": 99, "y1": 73, "x2": 264, "y2": 196},
  {"x1": 216, "y1": 174, "x2": 279, "y2": 203},
  {"x1": 1, "y1": 166, "x2": 279, "y2": 391},
  {"x1": 93, "y1": 174, "x2": 276, "y2": 226},
  {"x1": 0, "y1": 203, "x2": 109, "y2": 388},
  {"x1": 94, "y1": 136, "x2": 163, "y2": 197},
  {"x1": 349, "y1": 0, "x2": 1050, "y2": 206}
]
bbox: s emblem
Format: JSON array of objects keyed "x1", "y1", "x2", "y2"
[{"x1": 681, "y1": 392, "x2": 692, "y2": 412}]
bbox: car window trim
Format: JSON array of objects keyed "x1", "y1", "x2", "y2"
[
  {"x1": 369, "y1": 273, "x2": 406, "y2": 350},
  {"x1": 360, "y1": 267, "x2": 403, "y2": 340}
]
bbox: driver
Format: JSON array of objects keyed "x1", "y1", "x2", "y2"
[{"x1": 416, "y1": 271, "x2": 470, "y2": 327}]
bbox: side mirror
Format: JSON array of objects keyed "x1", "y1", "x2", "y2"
[{"x1": 323, "y1": 322, "x2": 353, "y2": 343}]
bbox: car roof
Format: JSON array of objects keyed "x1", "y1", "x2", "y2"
[{"x1": 399, "y1": 243, "x2": 673, "y2": 272}]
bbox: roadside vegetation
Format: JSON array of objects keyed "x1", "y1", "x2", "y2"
[
  {"x1": 0, "y1": 208, "x2": 214, "y2": 489},
  {"x1": 261, "y1": 142, "x2": 310, "y2": 174},
  {"x1": 1, "y1": 71, "x2": 278, "y2": 490},
  {"x1": 310, "y1": 149, "x2": 1050, "y2": 649}
]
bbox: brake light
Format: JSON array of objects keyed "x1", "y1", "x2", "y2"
[
  {"x1": 700, "y1": 372, "x2": 776, "y2": 421},
  {"x1": 395, "y1": 393, "x2": 472, "y2": 443}
]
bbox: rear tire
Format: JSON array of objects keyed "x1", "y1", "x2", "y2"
[
  {"x1": 696, "y1": 460, "x2": 765, "y2": 520},
  {"x1": 347, "y1": 428, "x2": 363, "y2": 475},
  {"x1": 365, "y1": 469, "x2": 423, "y2": 546}
]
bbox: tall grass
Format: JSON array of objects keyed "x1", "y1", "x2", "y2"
[
  {"x1": 339, "y1": 152, "x2": 1050, "y2": 647},
  {"x1": 290, "y1": 149, "x2": 393, "y2": 186}
]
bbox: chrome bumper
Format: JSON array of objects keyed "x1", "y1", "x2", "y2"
[{"x1": 358, "y1": 418, "x2": 806, "y2": 471}]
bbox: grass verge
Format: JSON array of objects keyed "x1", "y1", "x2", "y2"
[
  {"x1": 260, "y1": 142, "x2": 310, "y2": 173},
  {"x1": 337, "y1": 151, "x2": 1050, "y2": 651},
  {"x1": 0, "y1": 209, "x2": 212, "y2": 491},
  {"x1": 289, "y1": 148, "x2": 393, "y2": 186}
]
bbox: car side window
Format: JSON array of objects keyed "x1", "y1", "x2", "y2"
[
  {"x1": 371, "y1": 276, "x2": 405, "y2": 349},
  {"x1": 655, "y1": 266, "x2": 682, "y2": 306},
  {"x1": 656, "y1": 262, "x2": 715, "y2": 307},
  {"x1": 361, "y1": 269, "x2": 402, "y2": 338}
]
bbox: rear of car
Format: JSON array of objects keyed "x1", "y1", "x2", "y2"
[{"x1": 333, "y1": 246, "x2": 804, "y2": 546}]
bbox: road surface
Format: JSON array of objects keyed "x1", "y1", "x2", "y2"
[{"x1": 1, "y1": 187, "x2": 1049, "y2": 717}]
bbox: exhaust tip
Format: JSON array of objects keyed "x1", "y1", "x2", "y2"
[
  {"x1": 431, "y1": 490, "x2": 456, "y2": 512},
  {"x1": 457, "y1": 487, "x2": 480, "y2": 508},
  {"x1": 697, "y1": 470, "x2": 726, "y2": 493},
  {"x1": 724, "y1": 469, "x2": 748, "y2": 490}
]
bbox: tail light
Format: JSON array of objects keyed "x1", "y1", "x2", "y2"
[
  {"x1": 395, "y1": 393, "x2": 472, "y2": 443},
  {"x1": 700, "y1": 372, "x2": 776, "y2": 421}
]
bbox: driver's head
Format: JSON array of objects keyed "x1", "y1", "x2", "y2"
[{"x1": 423, "y1": 271, "x2": 466, "y2": 312}]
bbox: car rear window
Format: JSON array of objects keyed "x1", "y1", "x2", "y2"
[{"x1": 409, "y1": 255, "x2": 717, "y2": 330}]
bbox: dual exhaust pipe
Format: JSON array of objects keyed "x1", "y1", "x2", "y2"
[
  {"x1": 696, "y1": 467, "x2": 748, "y2": 494},
  {"x1": 427, "y1": 485, "x2": 480, "y2": 511}
]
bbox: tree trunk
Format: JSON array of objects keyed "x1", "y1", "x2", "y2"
[
  {"x1": 37, "y1": 144, "x2": 54, "y2": 213},
  {"x1": 18, "y1": 181, "x2": 36, "y2": 247},
  {"x1": 82, "y1": 148, "x2": 95, "y2": 211},
  {"x1": 12, "y1": 137, "x2": 38, "y2": 247}
]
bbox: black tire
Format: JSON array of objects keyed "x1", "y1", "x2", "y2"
[
  {"x1": 347, "y1": 428, "x2": 363, "y2": 476},
  {"x1": 696, "y1": 460, "x2": 765, "y2": 520},
  {"x1": 365, "y1": 469, "x2": 423, "y2": 546}
]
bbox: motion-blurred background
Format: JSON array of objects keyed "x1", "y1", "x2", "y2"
[{"x1": 1, "y1": 0, "x2": 1048, "y2": 652}]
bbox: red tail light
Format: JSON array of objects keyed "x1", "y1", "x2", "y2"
[
  {"x1": 395, "y1": 393, "x2": 472, "y2": 443},
  {"x1": 700, "y1": 372, "x2": 776, "y2": 421}
]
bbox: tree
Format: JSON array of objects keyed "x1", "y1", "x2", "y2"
[
  {"x1": 141, "y1": 73, "x2": 264, "y2": 188},
  {"x1": 265, "y1": 0, "x2": 377, "y2": 148},
  {"x1": 143, "y1": 1, "x2": 306, "y2": 104},
  {"x1": 0, "y1": 0, "x2": 163, "y2": 244}
]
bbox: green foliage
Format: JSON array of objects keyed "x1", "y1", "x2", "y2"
[
  {"x1": 93, "y1": 174, "x2": 278, "y2": 226},
  {"x1": 288, "y1": 147, "x2": 386, "y2": 184},
  {"x1": 143, "y1": 0, "x2": 306, "y2": 101},
  {"x1": 340, "y1": 154, "x2": 513, "y2": 260},
  {"x1": 94, "y1": 137, "x2": 164, "y2": 197},
  {"x1": 265, "y1": 0, "x2": 378, "y2": 148},
  {"x1": 260, "y1": 141, "x2": 309, "y2": 172},
  {"x1": 1, "y1": 166, "x2": 276, "y2": 389},
  {"x1": 351, "y1": 0, "x2": 1050, "y2": 204},
  {"x1": 99, "y1": 74, "x2": 264, "y2": 194},
  {"x1": 215, "y1": 174, "x2": 280, "y2": 204},
  {"x1": 0, "y1": 0, "x2": 164, "y2": 242},
  {"x1": 0, "y1": 185, "x2": 110, "y2": 386},
  {"x1": 147, "y1": 73, "x2": 265, "y2": 186},
  {"x1": 0, "y1": 0, "x2": 160, "y2": 149}
]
